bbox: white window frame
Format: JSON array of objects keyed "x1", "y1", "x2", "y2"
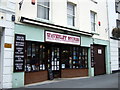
[
  {"x1": 37, "y1": 0, "x2": 50, "y2": 20},
  {"x1": 67, "y1": 2, "x2": 76, "y2": 26},
  {"x1": 90, "y1": 11, "x2": 97, "y2": 32}
]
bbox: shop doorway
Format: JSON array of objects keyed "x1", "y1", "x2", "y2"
[
  {"x1": 93, "y1": 45, "x2": 106, "y2": 75},
  {"x1": 49, "y1": 46, "x2": 61, "y2": 78}
]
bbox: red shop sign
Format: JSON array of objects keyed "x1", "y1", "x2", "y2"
[{"x1": 45, "y1": 31, "x2": 81, "y2": 45}]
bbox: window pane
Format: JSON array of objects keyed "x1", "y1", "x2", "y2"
[
  {"x1": 67, "y1": 15, "x2": 74, "y2": 26},
  {"x1": 37, "y1": 5, "x2": 49, "y2": 19},
  {"x1": 37, "y1": 0, "x2": 49, "y2": 7},
  {"x1": 37, "y1": 0, "x2": 49, "y2": 20},
  {"x1": 67, "y1": 3, "x2": 75, "y2": 26},
  {"x1": 117, "y1": 20, "x2": 120, "y2": 28},
  {"x1": 67, "y1": 8, "x2": 74, "y2": 15},
  {"x1": 26, "y1": 42, "x2": 31, "y2": 72},
  {"x1": 45, "y1": 8, "x2": 49, "y2": 20},
  {"x1": 67, "y1": 3, "x2": 74, "y2": 11},
  {"x1": 91, "y1": 11, "x2": 96, "y2": 31}
]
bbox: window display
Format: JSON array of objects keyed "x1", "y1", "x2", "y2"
[
  {"x1": 61, "y1": 46, "x2": 88, "y2": 69},
  {"x1": 25, "y1": 42, "x2": 47, "y2": 72},
  {"x1": 25, "y1": 41, "x2": 88, "y2": 72}
]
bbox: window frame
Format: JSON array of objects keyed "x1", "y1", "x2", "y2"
[
  {"x1": 67, "y1": 2, "x2": 76, "y2": 26},
  {"x1": 37, "y1": 0, "x2": 50, "y2": 20},
  {"x1": 25, "y1": 41, "x2": 47, "y2": 72},
  {"x1": 115, "y1": 1, "x2": 120, "y2": 14},
  {"x1": 116, "y1": 19, "x2": 120, "y2": 28},
  {"x1": 61, "y1": 45, "x2": 88, "y2": 69},
  {"x1": 90, "y1": 11, "x2": 97, "y2": 32}
]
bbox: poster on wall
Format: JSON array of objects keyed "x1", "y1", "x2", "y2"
[{"x1": 14, "y1": 34, "x2": 25, "y2": 72}]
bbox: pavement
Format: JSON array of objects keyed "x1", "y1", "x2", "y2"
[{"x1": 23, "y1": 73, "x2": 119, "y2": 88}]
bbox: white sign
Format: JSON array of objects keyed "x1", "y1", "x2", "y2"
[
  {"x1": 62, "y1": 64, "x2": 65, "y2": 69},
  {"x1": 45, "y1": 31, "x2": 80, "y2": 45},
  {"x1": 98, "y1": 49, "x2": 102, "y2": 54}
]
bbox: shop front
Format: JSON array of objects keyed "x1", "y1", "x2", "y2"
[
  {"x1": 13, "y1": 23, "x2": 111, "y2": 88},
  {"x1": 24, "y1": 31, "x2": 89, "y2": 84}
]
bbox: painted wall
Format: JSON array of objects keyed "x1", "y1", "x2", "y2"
[
  {"x1": 15, "y1": 24, "x2": 44, "y2": 42},
  {"x1": 15, "y1": 0, "x2": 109, "y2": 41},
  {"x1": 0, "y1": 0, "x2": 15, "y2": 89},
  {"x1": 93, "y1": 38, "x2": 111, "y2": 74},
  {"x1": 110, "y1": 39, "x2": 119, "y2": 71},
  {"x1": 13, "y1": 24, "x2": 45, "y2": 88},
  {"x1": 108, "y1": 0, "x2": 119, "y2": 72}
]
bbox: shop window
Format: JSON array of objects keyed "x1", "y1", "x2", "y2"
[
  {"x1": 25, "y1": 42, "x2": 46, "y2": 72},
  {"x1": 61, "y1": 46, "x2": 88, "y2": 69},
  {"x1": 61, "y1": 46, "x2": 70, "y2": 68}
]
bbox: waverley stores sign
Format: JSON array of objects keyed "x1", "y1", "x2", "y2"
[{"x1": 45, "y1": 31, "x2": 81, "y2": 45}]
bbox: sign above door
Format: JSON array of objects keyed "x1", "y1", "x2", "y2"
[{"x1": 45, "y1": 31, "x2": 81, "y2": 45}]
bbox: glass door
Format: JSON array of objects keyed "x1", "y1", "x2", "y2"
[{"x1": 51, "y1": 46, "x2": 60, "y2": 78}]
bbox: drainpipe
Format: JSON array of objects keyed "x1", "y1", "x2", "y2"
[{"x1": 106, "y1": 0, "x2": 112, "y2": 74}]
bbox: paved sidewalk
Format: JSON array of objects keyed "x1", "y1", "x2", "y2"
[{"x1": 25, "y1": 73, "x2": 119, "y2": 88}]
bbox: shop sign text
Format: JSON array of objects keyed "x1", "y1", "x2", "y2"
[{"x1": 45, "y1": 31, "x2": 80, "y2": 45}]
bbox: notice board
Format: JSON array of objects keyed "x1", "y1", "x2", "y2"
[{"x1": 14, "y1": 34, "x2": 25, "y2": 72}]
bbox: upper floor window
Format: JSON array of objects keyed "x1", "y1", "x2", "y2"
[
  {"x1": 117, "y1": 20, "x2": 120, "y2": 28},
  {"x1": 67, "y1": 2, "x2": 75, "y2": 26},
  {"x1": 37, "y1": 0, "x2": 50, "y2": 20},
  {"x1": 115, "y1": 1, "x2": 120, "y2": 14},
  {"x1": 90, "y1": 11, "x2": 97, "y2": 32}
]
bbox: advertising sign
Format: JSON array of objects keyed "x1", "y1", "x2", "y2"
[
  {"x1": 45, "y1": 31, "x2": 81, "y2": 45},
  {"x1": 14, "y1": 34, "x2": 25, "y2": 72}
]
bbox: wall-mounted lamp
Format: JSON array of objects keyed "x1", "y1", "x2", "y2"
[{"x1": 19, "y1": 0, "x2": 24, "y2": 10}]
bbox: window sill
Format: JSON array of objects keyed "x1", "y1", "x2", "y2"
[
  {"x1": 66, "y1": 25, "x2": 79, "y2": 31},
  {"x1": 35, "y1": 18, "x2": 53, "y2": 25},
  {"x1": 91, "y1": 31, "x2": 99, "y2": 35}
]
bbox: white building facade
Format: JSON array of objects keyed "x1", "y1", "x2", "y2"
[
  {"x1": 107, "y1": 0, "x2": 120, "y2": 72},
  {"x1": 0, "y1": 0, "x2": 112, "y2": 89},
  {"x1": 12, "y1": 0, "x2": 111, "y2": 88},
  {"x1": 0, "y1": 0, "x2": 15, "y2": 89}
]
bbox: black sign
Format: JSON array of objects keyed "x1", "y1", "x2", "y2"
[
  {"x1": 91, "y1": 45, "x2": 94, "y2": 67},
  {"x1": 14, "y1": 34, "x2": 25, "y2": 72},
  {"x1": 48, "y1": 69, "x2": 54, "y2": 80}
]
